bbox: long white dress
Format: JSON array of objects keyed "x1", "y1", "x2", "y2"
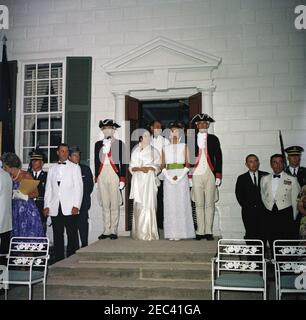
[
  {"x1": 163, "y1": 143, "x2": 195, "y2": 239},
  {"x1": 129, "y1": 144, "x2": 160, "y2": 240}
]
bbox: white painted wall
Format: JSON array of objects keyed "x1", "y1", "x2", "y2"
[{"x1": 1, "y1": 0, "x2": 306, "y2": 242}]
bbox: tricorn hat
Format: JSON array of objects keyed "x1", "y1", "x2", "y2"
[
  {"x1": 29, "y1": 147, "x2": 46, "y2": 162},
  {"x1": 99, "y1": 119, "x2": 120, "y2": 129},
  {"x1": 285, "y1": 146, "x2": 304, "y2": 156},
  {"x1": 191, "y1": 113, "x2": 215, "y2": 126}
]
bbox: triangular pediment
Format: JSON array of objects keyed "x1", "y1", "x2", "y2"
[{"x1": 103, "y1": 37, "x2": 221, "y2": 73}]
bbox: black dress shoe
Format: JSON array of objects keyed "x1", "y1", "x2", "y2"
[
  {"x1": 205, "y1": 234, "x2": 214, "y2": 241},
  {"x1": 195, "y1": 235, "x2": 203, "y2": 240},
  {"x1": 98, "y1": 234, "x2": 109, "y2": 240},
  {"x1": 110, "y1": 234, "x2": 118, "y2": 240}
]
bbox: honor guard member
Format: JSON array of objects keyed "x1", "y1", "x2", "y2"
[
  {"x1": 29, "y1": 148, "x2": 48, "y2": 234},
  {"x1": 285, "y1": 146, "x2": 306, "y2": 237},
  {"x1": 69, "y1": 146, "x2": 94, "y2": 248},
  {"x1": 260, "y1": 154, "x2": 300, "y2": 255},
  {"x1": 95, "y1": 119, "x2": 127, "y2": 240},
  {"x1": 190, "y1": 113, "x2": 223, "y2": 241}
]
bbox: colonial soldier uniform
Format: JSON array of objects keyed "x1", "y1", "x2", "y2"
[
  {"x1": 284, "y1": 146, "x2": 306, "y2": 237},
  {"x1": 94, "y1": 119, "x2": 126, "y2": 240},
  {"x1": 190, "y1": 113, "x2": 223, "y2": 241},
  {"x1": 29, "y1": 148, "x2": 48, "y2": 234}
]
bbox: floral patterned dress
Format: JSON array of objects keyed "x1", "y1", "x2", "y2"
[{"x1": 12, "y1": 180, "x2": 44, "y2": 238}]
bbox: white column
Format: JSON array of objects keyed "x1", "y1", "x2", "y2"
[{"x1": 114, "y1": 92, "x2": 128, "y2": 142}]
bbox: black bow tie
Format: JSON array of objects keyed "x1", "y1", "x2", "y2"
[
  {"x1": 58, "y1": 161, "x2": 66, "y2": 165},
  {"x1": 273, "y1": 174, "x2": 281, "y2": 178}
]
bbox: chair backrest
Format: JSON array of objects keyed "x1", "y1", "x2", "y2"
[
  {"x1": 273, "y1": 240, "x2": 306, "y2": 277},
  {"x1": 217, "y1": 239, "x2": 265, "y2": 276},
  {"x1": 7, "y1": 237, "x2": 50, "y2": 272}
]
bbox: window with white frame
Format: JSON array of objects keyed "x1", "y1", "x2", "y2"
[{"x1": 22, "y1": 62, "x2": 64, "y2": 164}]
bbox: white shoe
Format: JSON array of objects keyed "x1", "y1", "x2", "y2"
[
  {"x1": 169, "y1": 238, "x2": 174, "y2": 241},
  {"x1": 174, "y1": 238, "x2": 180, "y2": 241}
]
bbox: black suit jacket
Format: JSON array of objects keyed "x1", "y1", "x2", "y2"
[
  {"x1": 191, "y1": 133, "x2": 223, "y2": 178},
  {"x1": 31, "y1": 170, "x2": 47, "y2": 212},
  {"x1": 285, "y1": 166, "x2": 306, "y2": 188},
  {"x1": 94, "y1": 138, "x2": 127, "y2": 180},
  {"x1": 235, "y1": 170, "x2": 269, "y2": 211},
  {"x1": 79, "y1": 164, "x2": 94, "y2": 211}
]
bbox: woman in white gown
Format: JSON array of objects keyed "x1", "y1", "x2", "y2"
[
  {"x1": 161, "y1": 121, "x2": 195, "y2": 240},
  {"x1": 129, "y1": 130, "x2": 160, "y2": 240}
]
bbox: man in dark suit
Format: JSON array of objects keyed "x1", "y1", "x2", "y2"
[
  {"x1": 284, "y1": 146, "x2": 306, "y2": 238},
  {"x1": 235, "y1": 154, "x2": 268, "y2": 242},
  {"x1": 189, "y1": 113, "x2": 223, "y2": 241},
  {"x1": 28, "y1": 148, "x2": 48, "y2": 234},
  {"x1": 69, "y1": 146, "x2": 94, "y2": 248},
  {"x1": 94, "y1": 119, "x2": 127, "y2": 240}
]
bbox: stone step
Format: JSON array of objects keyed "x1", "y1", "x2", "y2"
[
  {"x1": 48, "y1": 260, "x2": 212, "y2": 281},
  {"x1": 44, "y1": 278, "x2": 212, "y2": 300}
]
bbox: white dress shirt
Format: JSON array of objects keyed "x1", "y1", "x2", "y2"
[
  {"x1": 272, "y1": 171, "x2": 283, "y2": 199},
  {"x1": 249, "y1": 170, "x2": 258, "y2": 186},
  {"x1": 197, "y1": 132, "x2": 208, "y2": 149},
  {"x1": 33, "y1": 170, "x2": 42, "y2": 179},
  {"x1": 289, "y1": 166, "x2": 299, "y2": 176}
]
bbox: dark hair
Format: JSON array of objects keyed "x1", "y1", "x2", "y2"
[
  {"x1": 57, "y1": 143, "x2": 69, "y2": 151},
  {"x1": 69, "y1": 145, "x2": 81, "y2": 155},
  {"x1": 149, "y1": 120, "x2": 162, "y2": 127},
  {"x1": 245, "y1": 154, "x2": 259, "y2": 162},
  {"x1": 270, "y1": 153, "x2": 284, "y2": 165},
  {"x1": 1, "y1": 152, "x2": 22, "y2": 169}
]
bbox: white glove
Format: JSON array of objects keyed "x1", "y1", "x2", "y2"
[
  {"x1": 13, "y1": 190, "x2": 29, "y2": 201},
  {"x1": 119, "y1": 181, "x2": 125, "y2": 190},
  {"x1": 175, "y1": 167, "x2": 190, "y2": 184},
  {"x1": 189, "y1": 178, "x2": 193, "y2": 188},
  {"x1": 215, "y1": 178, "x2": 222, "y2": 187}
]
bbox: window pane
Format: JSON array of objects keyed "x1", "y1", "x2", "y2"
[
  {"x1": 37, "y1": 96, "x2": 49, "y2": 113},
  {"x1": 50, "y1": 96, "x2": 62, "y2": 112},
  {"x1": 23, "y1": 131, "x2": 35, "y2": 147},
  {"x1": 24, "y1": 97, "x2": 36, "y2": 113},
  {"x1": 51, "y1": 63, "x2": 62, "y2": 78},
  {"x1": 50, "y1": 148, "x2": 58, "y2": 163},
  {"x1": 50, "y1": 131, "x2": 62, "y2": 146},
  {"x1": 24, "y1": 115, "x2": 36, "y2": 130},
  {"x1": 23, "y1": 149, "x2": 32, "y2": 164},
  {"x1": 38, "y1": 64, "x2": 49, "y2": 79},
  {"x1": 37, "y1": 114, "x2": 49, "y2": 130},
  {"x1": 37, "y1": 131, "x2": 49, "y2": 146},
  {"x1": 24, "y1": 64, "x2": 36, "y2": 80},
  {"x1": 51, "y1": 114, "x2": 62, "y2": 129},
  {"x1": 51, "y1": 79, "x2": 62, "y2": 95},
  {"x1": 39, "y1": 148, "x2": 49, "y2": 163},
  {"x1": 37, "y1": 80, "x2": 49, "y2": 96},
  {"x1": 24, "y1": 80, "x2": 36, "y2": 96}
]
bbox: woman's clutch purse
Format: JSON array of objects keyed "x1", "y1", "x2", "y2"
[{"x1": 18, "y1": 179, "x2": 40, "y2": 195}]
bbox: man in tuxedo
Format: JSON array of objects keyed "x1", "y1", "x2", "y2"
[
  {"x1": 235, "y1": 154, "x2": 268, "y2": 242},
  {"x1": 149, "y1": 119, "x2": 169, "y2": 235},
  {"x1": 284, "y1": 146, "x2": 306, "y2": 238},
  {"x1": 0, "y1": 165, "x2": 12, "y2": 265},
  {"x1": 260, "y1": 154, "x2": 300, "y2": 255},
  {"x1": 69, "y1": 146, "x2": 94, "y2": 248},
  {"x1": 28, "y1": 148, "x2": 48, "y2": 234},
  {"x1": 95, "y1": 119, "x2": 126, "y2": 240},
  {"x1": 190, "y1": 113, "x2": 223, "y2": 241},
  {"x1": 44, "y1": 143, "x2": 83, "y2": 263}
]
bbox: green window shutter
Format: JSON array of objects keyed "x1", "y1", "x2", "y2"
[{"x1": 65, "y1": 57, "x2": 92, "y2": 165}]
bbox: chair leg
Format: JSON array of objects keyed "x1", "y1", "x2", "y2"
[
  {"x1": 217, "y1": 290, "x2": 220, "y2": 300},
  {"x1": 29, "y1": 284, "x2": 32, "y2": 300},
  {"x1": 212, "y1": 288, "x2": 215, "y2": 300},
  {"x1": 43, "y1": 281, "x2": 46, "y2": 300},
  {"x1": 4, "y1": 288, "x2": 8, "y2": 300}
]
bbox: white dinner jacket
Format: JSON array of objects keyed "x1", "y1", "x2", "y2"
[
  {"x1": 0, "y1": 168, "x2": 12, "y2": 234},
  {"x1": 260, "y1": 171, "x2": 301, "y2": 220},
  {"x1": 44, "y1": 160, "x2": 83, "y2": 216}
]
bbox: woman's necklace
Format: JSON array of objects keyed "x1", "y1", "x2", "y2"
[{"x1": 12, "y1": 169, "x2": 21, "y2": 181}]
